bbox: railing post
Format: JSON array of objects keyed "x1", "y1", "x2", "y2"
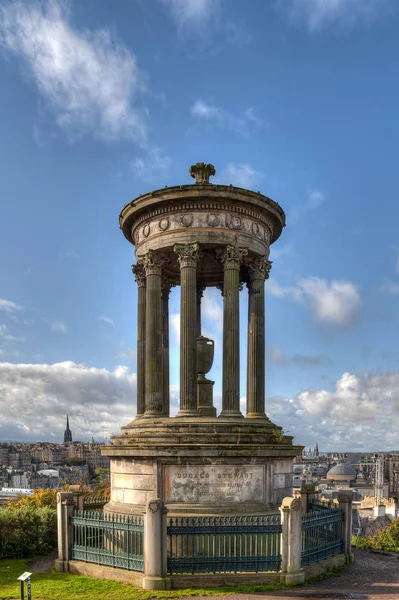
[
  {"x1": 299, "y1": 482, "x2": 316, "y2": 513},
  {"x1": 338, "y1": 490, "x2": 354, "y2": 563},
  {"x1": 279, "y1": 497, "x2": 305, "y2": 585},
  {"x1": 143, "y1": 499, "x2": 170, "y2": 590},
  {"x1": 54, "y1": 492, "x2": 75, "y2": 572},
  {"x1": 68, "y1": 484, "x2": 85, "y2": 511}
]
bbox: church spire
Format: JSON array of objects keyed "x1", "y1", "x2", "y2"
[{"x1": 64, "y1": 415, "x2": 72, "y2": 443}]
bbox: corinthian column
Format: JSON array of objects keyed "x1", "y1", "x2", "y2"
[
  {"x1": 246, "y1": 257, "x2": 272, "y2": 419},
  {"x1": 220, "y1": 246, "x2": 247, "y2": 418},
  {"x1": 174, "y1": 243, "x2": 200, "y2": 417},
  {"x1": 138, "y1": 250, "x2": 165, "y2": 417},
  {"x1": 132, "y1": 264, "x2": 146, "y2": 418}
]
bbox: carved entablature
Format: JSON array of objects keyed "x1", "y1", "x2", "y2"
[{"x1": 131, "y1": 207, "x2": 272, "y2": 251}]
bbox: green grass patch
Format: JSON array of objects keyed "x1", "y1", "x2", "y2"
[{"x1": 0, "y1": 558, "x2": 290, "y2": 599}]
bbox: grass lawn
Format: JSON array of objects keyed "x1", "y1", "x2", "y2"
[{"x1": 0, "y1": 558, "x2": 290, "y2": 600}]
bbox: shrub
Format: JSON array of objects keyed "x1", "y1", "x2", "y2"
[
  {"x1": 352, "y1": 518, "x2": 399, "y2": 553},
  {"x1": 6, "y1": 488, "x2": 58, "y2": 509},
  {"x1": 0, "y1": 505, "x2": 57, "y2": 558}
]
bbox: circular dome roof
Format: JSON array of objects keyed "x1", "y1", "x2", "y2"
[{"x1": 327, "y1": 463, "x2": 357, "y2": 480}]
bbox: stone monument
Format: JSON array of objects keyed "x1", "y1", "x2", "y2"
[{"x1": 104, "y1": 163, "x2": 302, "y2": 516}]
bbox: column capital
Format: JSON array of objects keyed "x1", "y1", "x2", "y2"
[
  {"x1": 132, "y1": 263, "x2": 146, "y2": 287},
  {"x1": 174, "y1": 242, "x2": 200, "y2": 268},
  {"x1": 138, "y1": 250, "x2": 166, "y2": 276},
  {"x1": 247, "y1": 257, "x2": 272, "y2": 283},
  {"x1": 220, "y1": 246, "x2": 248, "y2": 270}
]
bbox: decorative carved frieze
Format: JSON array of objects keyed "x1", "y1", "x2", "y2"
[
  {"x1": 131, "y1": 263, "x2": 146, "y2": 287},
  {"x1": 131, "y1": 206, "x2": 273, "y2": 247},
  {"x1": 220, "y1": 246, "x2": 248, "y2": 270},
  {"x1": 138, "y1": 250, "x2": 166, "y2": 276},
  {"x1": 174, "y1": 242, "x2": 200, "y2": 268}
]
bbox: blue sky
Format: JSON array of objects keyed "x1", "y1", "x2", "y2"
[{"x1": 0, "y1": 0, "x2": 398, "y2": 450}]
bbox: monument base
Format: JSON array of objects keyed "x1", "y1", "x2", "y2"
[{"x1": 103, "y1": 417, "x2": 302, "y2": 516}]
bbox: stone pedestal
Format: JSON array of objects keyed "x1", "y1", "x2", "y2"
[
  {"x1": 197, "y1": 378, "x2": 216, "y2": 417},
  {"x1": 103, "y1": 418, "x2": 302, "y2": 517}
]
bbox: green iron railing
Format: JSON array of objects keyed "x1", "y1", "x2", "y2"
[
  {"x1": 71, "y1": 510, "x2": 144, "y2": 572},
  {"x1": 167, "y1": 515, "x2": 282, "y2": 574},
  {"x1": 301, "y1": 507, "x2": 343, "y2": 566}
]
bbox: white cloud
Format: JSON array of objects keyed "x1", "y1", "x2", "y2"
[
  {"x1": 201, "y1": 289, "x2": 223, "y2": 326},
  {"x1": 131, "y1": 147, "x2": 172, "y2": 182},
  {"x1": 51, "y1": 320, "x2": 68, "y2": 334},
  {"x1": 219, "y1": 163, "x2": 263, "y2": 189},
  {"x1": 0, "y1": 361, "x2": 136, "y2": 442},
  {"x1": 170, "y1": 313, "x2": 180, "y2": 345},
  {"x1": 191, "y1": 100, "x2": 263, "y2": 135},
  {"x1": 262, "y1": 369, "x2": 399, "y2": 451},
  {"x1": 268, "y1": 277, "x2": 361, "y2": 327},
  {"x1": 159, "y1": 0, "x2": 219, "y2": 33},
  {"x1": 275, "y1": 0, "x2": 388, "y2": 32},
  {"x1": 0, "y1": 1, "x2": 147, "y2": 142},
  {"x1": 0, "y1": 325, "x2": 25, "y2": 342},
  {"x1": 99, "y1": 315, "x2": 115, "y2": 327},
  {"x1": 0, "y1": 298, "x2": 24, "y2": 314},
  {"x1": 288, "y1": 187, "x2": 326, "y2": 223}
]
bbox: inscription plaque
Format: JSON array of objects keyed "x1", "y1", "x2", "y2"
[{"x1": 164, "y1": 465, "x2": 264, "y2": 504}]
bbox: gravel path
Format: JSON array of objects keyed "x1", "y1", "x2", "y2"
[{"x1": 184, "y1": 549, "x2": 399, "y2": 600}]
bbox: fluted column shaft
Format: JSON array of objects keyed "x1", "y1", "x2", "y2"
[
  {"x1": 246, "y1": 258, "x2": 272, "y2": 418},
  {"x1": 174, "y1": 243, "x2": 199, "y2": 417},
  {"x1": 132, "y1": 264, "x2": 146, "y2": 417},
  {"x1": 139, "y1": 250, "x2": 164, "y2": 417},
  {"x1": 196, "y1": 285, "x2": 205, "y2": 338},
  {"x1": 220, "y1": 246, "x2": 247, "y2": 418},
  {"x1": 161, "y1": 281, "x2": 171, "y2": 417}
]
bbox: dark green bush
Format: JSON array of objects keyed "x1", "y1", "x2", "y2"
[{"x1": 0, "y1": 505, "x2": 57, "y2": 558}]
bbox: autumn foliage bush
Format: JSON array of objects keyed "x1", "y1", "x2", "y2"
[
  {"x1": 353, "y1": 518, "x2": 399, "y2": 552},
  {"x1": 0, "y1": 489, "x2": 57, "y2": 558}
]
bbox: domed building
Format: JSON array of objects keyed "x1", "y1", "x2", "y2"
[{"x1": 326, "y1": 463, "x2": 357, "y2": 486}]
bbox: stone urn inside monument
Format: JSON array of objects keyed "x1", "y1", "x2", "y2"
[
  {"x1": 197, "y1": 336, "x2": 214, "y2": 378},
  {"x1": 197, "y1": 336, "x2": 216, "y2": 417}
]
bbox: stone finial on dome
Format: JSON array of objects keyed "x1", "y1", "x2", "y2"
[{"x1": 189, "y1": 162, "x2": 216, "y2": 184}]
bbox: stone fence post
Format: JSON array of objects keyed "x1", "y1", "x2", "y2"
[
  {"x1": 143, "y1": 499, "x2": 170, "y2": 590},
  {"x1": 280, "y1": 496, "x2": 305, "y2": 585},
  {"x1": 338, "y1": 490, "x2": 354, "y2": 563},
  {"x1": 299, "y1": 482, "x2": 316, "y2": 513},
  {"x1": 68, "y1": 484, "x2": 85, "y2": 511},
  {"x1": 54, "y1": 492, "x2": 75, "y2": 572}
]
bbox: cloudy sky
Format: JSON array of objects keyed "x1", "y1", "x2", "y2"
[{"x1": 0, "y1": 0, "x2": 398, "y2": 451}]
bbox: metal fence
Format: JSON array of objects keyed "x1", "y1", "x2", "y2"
[
  {"x1": 83, "y1": 495, "x2": 110, "y2": 511},
  {"x1": 71, "y1": 510, "x2": 144, "y2": 572},
  {"x1": 301, "y1": 507, "x2": 343, "y2": 566},
  {"x1": 167, "y1": 515, "x2": 282, "y2": 574}
]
